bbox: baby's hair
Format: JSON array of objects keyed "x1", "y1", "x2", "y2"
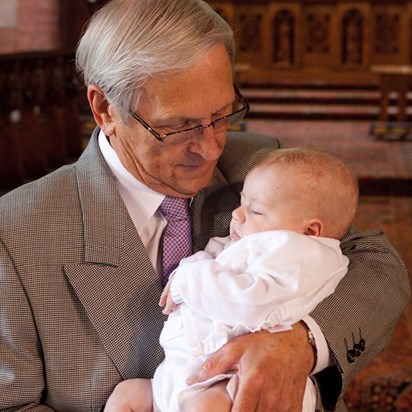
[{"x1": 251, "y1": 147, "x2": 359, "y2": 239}]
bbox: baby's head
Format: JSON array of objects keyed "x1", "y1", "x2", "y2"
[{"x1": 230, "y1": 147, "x2": 358, "y2": 241}]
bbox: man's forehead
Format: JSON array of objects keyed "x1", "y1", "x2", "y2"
[{"x1": 139, "y1": 79, "x2": 234, "y2": 122}]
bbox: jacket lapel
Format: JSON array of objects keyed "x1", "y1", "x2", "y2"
[{"x1": 64, "y1": 131, "x2": 165, "y2": 379}]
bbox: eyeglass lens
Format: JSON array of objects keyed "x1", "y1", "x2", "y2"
[{"x1": 163, "y1": 105, "x2": 248, "y2": 145}]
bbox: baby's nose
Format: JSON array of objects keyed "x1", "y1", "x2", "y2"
[{"x1": 232, "y1": 206, "x2": 245, "y2": 223}]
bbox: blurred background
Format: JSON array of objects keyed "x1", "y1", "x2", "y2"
[{"x1": 0, "y1": 1, "x2": 411, "y2": 410}]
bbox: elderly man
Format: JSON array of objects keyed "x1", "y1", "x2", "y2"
[{"x1": 0, "y1": 0, "x2": 409, "y2": 411}]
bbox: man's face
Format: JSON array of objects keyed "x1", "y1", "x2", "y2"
[{"x1": 105, "y1": 44, "x2": 234, "y2": 198}]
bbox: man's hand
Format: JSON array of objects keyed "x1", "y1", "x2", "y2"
[{"x1": 187, "y1": 322, "x2": 315, "y2": 412}]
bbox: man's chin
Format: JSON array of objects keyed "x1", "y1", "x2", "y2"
[
  {"x1": 179, "y1": 181, "x2": 211, "y2": 197},
  {"x1": 182, "y1": 171, "x2": 214, "y2": 194}
]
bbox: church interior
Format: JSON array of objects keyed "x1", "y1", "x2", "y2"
[{"x1": 0, "y1": 0, "x2": 411, "y2": 410}]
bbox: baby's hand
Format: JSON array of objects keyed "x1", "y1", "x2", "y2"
[
  {"x1": 159, "y1": 275, "x2": 178, "y2": 315},
  {"x1": 104, "y1": 379, "x2": 152, "y2": 412}
]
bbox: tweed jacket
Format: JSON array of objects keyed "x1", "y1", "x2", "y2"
[{"x1": 0, "y1": 129, "x2": 409, "y2": 411}]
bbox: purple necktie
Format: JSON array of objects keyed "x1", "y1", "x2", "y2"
[{"x1": 159, "y1": 196, "x2": 192, "y2": 286}]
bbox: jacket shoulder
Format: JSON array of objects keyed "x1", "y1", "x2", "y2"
[{"x1": 218, "y1": 131, "x2": 282, "y2": 184}]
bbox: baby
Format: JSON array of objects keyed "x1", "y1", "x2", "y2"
[{"x1": 105, "y1": 146, "x2": 359, "y2": 412}]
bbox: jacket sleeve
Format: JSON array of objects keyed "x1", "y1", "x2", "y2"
[
  {"x1": 310, "y1": 228, "x2": 410, "y2": 411},
  {"x1": 0, "y1": 241, "x2": 54, "y2": 411}
]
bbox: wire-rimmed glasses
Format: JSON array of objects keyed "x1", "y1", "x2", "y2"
[{"x1": 129, "y1": 85, "x2": 250, "y2": 146}]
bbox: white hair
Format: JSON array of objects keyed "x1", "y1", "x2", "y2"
[{"x1": 76, "y1": 0, "x2": 235, "y2": 120}]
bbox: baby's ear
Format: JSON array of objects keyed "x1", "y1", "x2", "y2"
[{"x1": 304, "y1": 219, "x2": 323, "y2": 237}]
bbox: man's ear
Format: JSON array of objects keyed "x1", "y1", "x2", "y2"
[
  {"x1": 304, "y1": 219, "x2": 323, "y2": 237},
  {"x1": 87, "y1": 84, "x2": 115, "y2": 135}
]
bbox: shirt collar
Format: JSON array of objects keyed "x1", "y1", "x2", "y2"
[{"x1": 98, "y1": 130, "x2": 164, "y2": 229}]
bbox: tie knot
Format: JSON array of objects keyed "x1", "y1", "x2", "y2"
[{"x1": 159, "y1": 196, "x2": 190, "y2": 221}]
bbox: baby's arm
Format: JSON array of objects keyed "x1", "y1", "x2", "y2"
[
  {"x1": 169, "y1": 231, "x2": 348, "y2": 328},
  {"x1": 158, "y1": 237, "x2": 227, "y2": 313}
]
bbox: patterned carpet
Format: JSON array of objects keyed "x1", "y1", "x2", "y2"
[
  {"x1": 346, "y1": 195, "x2": 412, "y2": 412},
  {"x1": 246, "y1": 119, "x2": 412, "y2": 411}
]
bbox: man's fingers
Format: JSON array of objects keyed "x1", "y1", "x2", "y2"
[{"x1": 187, "y1": 344, "x2": 239, "y2": 385}]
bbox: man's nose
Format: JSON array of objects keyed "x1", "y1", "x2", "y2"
[{"x1": 188, "y1": 126, "x2": 225, "y2": 161}]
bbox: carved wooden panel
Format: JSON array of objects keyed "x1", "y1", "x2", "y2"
[
  {"x1": 342, "y1": 9, "x2": 364, "y2": 65},
  {"x1": 237, "y1": 9, "x2": 264, "y2": 54},
  {"x1": 208, "y1": 1, "x2": 412, "y2": 83},
  {"x1": 371, "y1": 5, "x2": 406, "y2": 64},
  {"x1": 273, "y1": 9, "x2": 296, "y2": 66},
  {"x1": 305, "y1": 12, "x2": 331, "y2": 54},
  {"x1": 374, "y1": 10, "x2": 401, "y2": 54},
  {"x1": 268, "y1": 3, "x2": 302, "y2": 69}
]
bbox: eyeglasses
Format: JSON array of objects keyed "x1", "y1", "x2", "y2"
[{"x1": 129, "y1": 85, "x2": 250, "y2": 145}]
